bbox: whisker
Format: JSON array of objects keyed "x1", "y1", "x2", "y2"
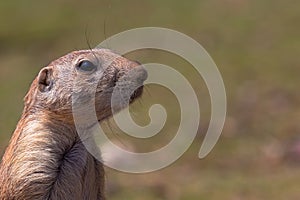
[
  {"x1": 102, "y1": 0, "x2": 112, "y2": 49},
  {"x1": 84, "y1": 26, "x2": 100, "y2": 65},
  {"x1": 106, "y1": 118, "x2": 129, "y2": 149},
  {"x1": 144, "y1": 85, "x2": 152, "y2": 98},
  {"x1": 103, "y1": 18, "x2": 107, "y2": 48}
]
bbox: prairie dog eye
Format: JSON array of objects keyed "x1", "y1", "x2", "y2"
[{"x1": 76, "y1": 60, "x2": 97, "y2": 72}]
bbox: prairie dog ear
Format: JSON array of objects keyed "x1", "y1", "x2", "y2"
[{"x1": 38, "y1": 67, "x2": 53, "y2": 92}]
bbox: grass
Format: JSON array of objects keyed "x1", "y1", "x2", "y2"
[{"x1": 1, "y1": 0, "x2": 300, "y2": 199}]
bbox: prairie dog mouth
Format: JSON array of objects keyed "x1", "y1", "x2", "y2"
[
  {"x1": 128, "y1": 65, "x2": 147, "y2": 103},
  {"x1": 129, "y1": 85, "x2": 144, "y2": 103},
  {"x1": 114, "y1": 64, "x2": 147, "y2": 104}
]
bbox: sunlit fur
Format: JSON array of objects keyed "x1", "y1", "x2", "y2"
[{"x1": 0, "y1": 49, "x2": 146, "y2": 200}]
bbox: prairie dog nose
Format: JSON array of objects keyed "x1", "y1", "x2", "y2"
[{"x1": 133, "y1": 61, "x2": 148, "y2": 83}]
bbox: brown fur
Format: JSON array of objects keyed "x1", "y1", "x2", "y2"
[{"x1": 0, "y1": 49, "x2": 146, "y2": 200}]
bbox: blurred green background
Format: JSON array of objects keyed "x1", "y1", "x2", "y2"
[{"x1": 1, "y1": 0, "x2": 300, "y2": 199}]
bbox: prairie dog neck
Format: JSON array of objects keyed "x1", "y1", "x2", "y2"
[{"x1": 0, "y1": 112, "x2": 105, "y2": 200}]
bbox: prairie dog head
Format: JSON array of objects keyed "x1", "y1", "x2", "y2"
[{"x1": 25, "y1": 49, "x2": 147, "y2": 124}]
